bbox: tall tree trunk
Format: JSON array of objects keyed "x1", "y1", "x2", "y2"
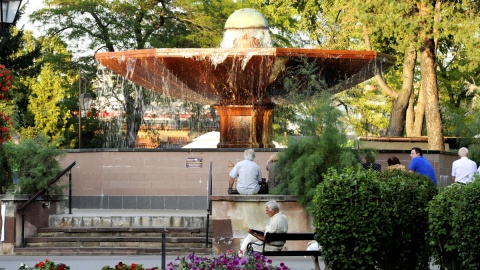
[
  {"x1": 385, "y1": 46, "x2": 417, "y2": 136},
  {"x1": 418, "y1": 1, "x2": 445, "y2": 150},
  {"x1": 405, "y1": 90, "x2": 415, "y2": 136},
  {"x1": 412, "y1": 86, "x2": 426, "y2": 136},
  {"x1": 364, "y1": 26, "x2": 417, "y2": 137}
]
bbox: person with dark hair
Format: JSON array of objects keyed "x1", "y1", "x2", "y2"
[
  {"x1": 362, "y1": 151, "x2": 381, "y2": 172},
  {"x1": 239, "y1": 200, "x2": 288, "y2": 257},
  {"x1": 452, "y1": 147, "x2": 477, "y2": 184},
  {"x1": 387, "y1": 156, "x2": 406, "y2": 171},
  {"x1": 408, "y1": 147, "x2": 437, "y2": 186},
  {"x1": 228, "y1": 149, "x2": 262, "y2": 195}
]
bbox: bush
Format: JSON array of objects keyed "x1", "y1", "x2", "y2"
[
  {"x1": 3, "y1": 135, "x2": 64, "y2": 195},
  {"x1": 428, "y1": 183, "x2": 463, "y2": 269},
  {"x1": 429, "y1": 178, "x2": 480, "y2": 270},
  {"x1": 312, "y1": 167, "x2": 390, "y2": 270},
  {"x1": 312, "y1": 167, "x2": 437, "y2": 270},
  {"x1": 378, "y1": 169, "x2": 437, "y2": 270},
  {"x1": 454, "y1": 179, "x2": 480, "y2": 268}
]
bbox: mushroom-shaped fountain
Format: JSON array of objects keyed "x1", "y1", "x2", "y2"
[{"x1": 95, "y1": 8, "x2": 395, "y2": 148}]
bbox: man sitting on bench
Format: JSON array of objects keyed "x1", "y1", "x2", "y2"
[{"x1": 239, "y1": 200, "x2": 288, "y2": 257}]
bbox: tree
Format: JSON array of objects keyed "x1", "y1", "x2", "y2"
[
  {"x1": 274, "y1": 93, "x2": 359, "y2": 208},
  {"x1": 273, "y1": 0, "x2": 479, "y2": 150},
  {"x1": 31, "y1": 0, "x2": 247, "y2": 148},
  {"x1": 0, "y1": 8, "x2": 42, "y2": 134}
]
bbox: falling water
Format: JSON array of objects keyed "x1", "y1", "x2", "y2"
[
  {"x1": 93, "y1": 8, "x2": 396, "y2": 148},
  {"x1": 220, "y1": 28, "x2": 272, "y2": 49}
]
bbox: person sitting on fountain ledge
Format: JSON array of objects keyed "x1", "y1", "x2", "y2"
[
  {"x1": 239, "y1": 200, "x2": 288, "y2": 257},
  {"x1": 228, "y1": 149, "x2": 262, "y2": 195}
]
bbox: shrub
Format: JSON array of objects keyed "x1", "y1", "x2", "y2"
[
  {"x1": 429, "y1": 178, "x2": 480, "y2": 269},
  {"x1": 3, "y1": 135, "x2": 64, "y2": 195},
  {"x1": 453, "y1": 178, "x2": 480, "y2": 268},
  {"x1": 312, "y1": 167, "x2": 437, "y2": 270},
  {"x1": 378, "y1": 169, "x2": 437, "y2": 270},
  {"x1": 312, "y1": 167, "x2": 390, "y2": 270},
  {"x1": 428, "y1": 183, "x2": 463, "y2": 269}
]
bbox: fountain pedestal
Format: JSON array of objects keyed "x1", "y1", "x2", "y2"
[{"x1": 215, "y1": 104, "x2": 274, "y2": 148}]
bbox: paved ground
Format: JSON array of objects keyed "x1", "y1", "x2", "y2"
[{"x1": 0, "y1": 255, "x2": 324, "y2": 270}]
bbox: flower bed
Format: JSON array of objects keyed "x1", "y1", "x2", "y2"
[
  {"x1": 19, "y1": 259, "x2": 69, "y2": 270},
  {"x1": 18, "y1": 251, "x2": 290, "y2": 270}
]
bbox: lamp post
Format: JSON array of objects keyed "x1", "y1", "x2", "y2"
[
  {"x1": 0, "y1": 0, "x2": 23, "y2": 29},
  {"x1": 78, "y1": 73, "x2": 93, "y2": 149}
]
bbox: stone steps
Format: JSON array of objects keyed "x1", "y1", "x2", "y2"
[
  {"x1": 49, "y1": 214, "x2": 207, "y2": 228},
  {"x1": 15, "y1": 210, "x2": 212, "y2": 256},
  {"x1": 14, "y1": 246, "x2": 210, "y2": 256}
]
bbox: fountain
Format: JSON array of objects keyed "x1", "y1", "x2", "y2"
[{"x1": 95, "y1": 8, "x2": 395, "y2": 148}]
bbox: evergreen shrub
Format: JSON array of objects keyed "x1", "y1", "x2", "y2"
[
  {"x1": 273, "y1": 93, "x2": 359, "y2": 210},
  {"x1": 3, "y1": 135, "x2": 64, "y2": 196}
]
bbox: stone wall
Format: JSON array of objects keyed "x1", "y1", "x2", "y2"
[{"x1": 56, "y1": 148, "x2": 457, "y2": 210}]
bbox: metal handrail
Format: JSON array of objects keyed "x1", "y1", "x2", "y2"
[
  {"x1": 17, "y1": 161, "x2": 76, "y2": 247},
  {"x1": 206, "y1": 161, "x2": 213, "y2": 248}
]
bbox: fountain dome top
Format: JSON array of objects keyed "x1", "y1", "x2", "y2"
[{"x1": 224, "y1": 8, "x2": 269, "y2": 29}]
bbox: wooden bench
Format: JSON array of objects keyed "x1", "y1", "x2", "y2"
[{"x1": 247, "y1": 232, "x2": 321, "y2": 257}]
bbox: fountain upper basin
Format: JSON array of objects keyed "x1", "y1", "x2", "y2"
[{"x1": 95, "y1": 47, "x2": 395, "y2": 106}]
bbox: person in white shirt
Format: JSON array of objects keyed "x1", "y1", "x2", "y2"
[
  {"x1": 452, "y1": 147, "x2": 477, "y2": 184},
  {"x1": 228, "y1": 149, "x2": 262, "y2": 194},
  {"x1": 239, "y1": 200, "x2": 288, "y2": 257}
]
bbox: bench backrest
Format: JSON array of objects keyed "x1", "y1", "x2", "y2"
[
  {"x1": 262, "y1": 232, "x2": 320, "y2": 256},
  {"x1": 264, "y1": 232, "x2": 315, "y2": 242}
]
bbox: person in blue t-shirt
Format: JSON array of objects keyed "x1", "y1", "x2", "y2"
[{"x1": 408, "y1": 147, "x2": 437, "y2": 186}]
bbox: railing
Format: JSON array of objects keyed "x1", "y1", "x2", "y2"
[
  {"x1": 17, "y1": 161, "x2": 76, "y2": 247},
  {"x1": 206, "y1": 161, "x2": 213, "y2": 248}
]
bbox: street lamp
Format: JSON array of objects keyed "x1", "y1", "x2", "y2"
[
  {"x1": 78, "y1": 74, "x2": 93, "y2": 149},
  {"x1": 0, "y1": 0, "x2": 23, "y2": 28}
]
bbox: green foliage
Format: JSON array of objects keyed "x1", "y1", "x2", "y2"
[
  {"x1": 429, "y1": 179, "x2": 480, "y2": 269},
  {"x1": 453, "y1": 179, "x2": 480, "y2": 269},
  {"x1": 2, "y1": 136, "x2": 64, "y2": 195},
  {"x1": 378, "y1": 169, "x2": 437, "y2": 270},
  {"x1": 312, "y1": 167, "x2": 391, "y2": 269},
  {"x1": 428, "y1": 183, "x2": 463, "y2": 270},
  {"x1": 335, "y1": 86, "x2": 391, "y2": 136},
  {"x1": 465, "y1": 144, "x2": 480, "y2": 168},
  {"x1": 273, "y1": 94, "x2": 359, "y2": 209},
  {"x1": 312, "y1": 167, "x2": 437, "y2": 270},
  {"x1": 0, "y1": 144, "x2": 11, "y2": 193}
]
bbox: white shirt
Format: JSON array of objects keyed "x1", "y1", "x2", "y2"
[
  {"x1": 452, "y1": 157, "x2": 477, "y2": 184},
  {"x1": 229, "y1": 159, "x2": 262, "y2": 194},
  {"x1": 265, "y1": 212, "x2": 288, "y2": 246}
]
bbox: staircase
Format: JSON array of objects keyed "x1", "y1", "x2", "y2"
[{"x1": 14, "y1": 209, "x2": 212, "y2": 256}]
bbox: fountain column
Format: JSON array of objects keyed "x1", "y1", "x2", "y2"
[{"x1": 215, "y1": 104, "x2": 274, "y2": 148}]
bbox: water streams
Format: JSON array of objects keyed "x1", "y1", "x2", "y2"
[{"x1": 94, "y1": 8, "x2": 395, "y2": 148}]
